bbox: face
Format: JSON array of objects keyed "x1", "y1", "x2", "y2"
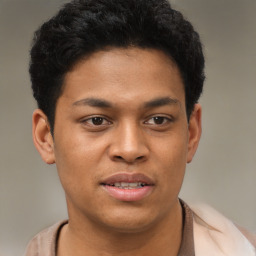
[{"x1": 33, "y1": 47, "x2": 201, "y2": 233}]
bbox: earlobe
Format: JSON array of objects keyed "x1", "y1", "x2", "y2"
[
  {"x1": 187, "y1": 104, "x2": 202, "y2": 163},
  {"x1": 32, "y1": 109, "x2": 55, "y2": 164}
]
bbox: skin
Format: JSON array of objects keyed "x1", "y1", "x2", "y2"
[{"x1": 33, "y1": 47, "x2": 202, "y2": 256}]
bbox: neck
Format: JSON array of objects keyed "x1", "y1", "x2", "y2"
[{"x1": 57, "y1": 201, "x2": 183, "y2": 256}]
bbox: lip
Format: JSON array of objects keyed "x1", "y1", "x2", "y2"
[
  {"x1": 100, "y1": 173, "x2": 154, "y2": 202},
  {"x1": 101, "y1": 173, "x2": 154, "y2": 185}
]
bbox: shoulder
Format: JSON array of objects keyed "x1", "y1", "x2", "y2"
[
  {"x1": 24, "y1": 220, "x2": 68, "y2": 256},
  {"x1": 237, "y1": 225, "x2": 256, "y2": 248},
  {"x1": 189, "y1": 203, "x2": 256, "y2": 256}
]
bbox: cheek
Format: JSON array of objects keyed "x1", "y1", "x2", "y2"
[
  {"x1": 54, "y1": 144, "x2": 99, "y2": 214},
  {"x1": 156, "y1": 132, "x2": 188, "y2": 169},
  {"x1": 53, "y1": 136, "x2": 97, "y2": 190},
  {"x1": 153, "y1": 133, "x2": 188, "y2": 192},
  {"x1": 54, "y1": 128, "x2": 106, "y2": 167},
  {"x1": 53, "y1": 128, "x2": 114, "y2": 196}
]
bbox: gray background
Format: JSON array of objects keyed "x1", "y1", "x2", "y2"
[{"x1": 0, "y1": 0, "x2": 255, "y2": 255}]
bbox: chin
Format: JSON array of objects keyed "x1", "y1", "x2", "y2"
[{"x1": 96, "y1": 207, "x2": 162, "y2": 234}]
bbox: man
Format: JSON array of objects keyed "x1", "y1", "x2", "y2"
[{"x1": 25, "y1": 0, "x2": 256, "y2": 255}]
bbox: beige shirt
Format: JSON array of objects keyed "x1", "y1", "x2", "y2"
[
  {"x1": 24, "y1": 200, "x2": 195, "y2": 256},
  {"x1": 24, "y1": 201, "x2": 256, "y2": 255}
]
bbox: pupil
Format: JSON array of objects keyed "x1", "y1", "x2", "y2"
[
  {"x1": 154, "y1": 117, "x2": 164, "y2": 124},
  {"x1": 92, "y1": 117, "x2": 103, "y2": 125}
]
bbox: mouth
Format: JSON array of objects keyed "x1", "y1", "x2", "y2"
[
  {"x1": 100, "y1": 173, "x2": 154, "y2": 202},
  {"x1": 105, "y1": 182, "x2": 148, "y2": 189}
]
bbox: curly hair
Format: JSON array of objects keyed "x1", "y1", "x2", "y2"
[{"x1": 30, "y1": 0, "x2": 205, "y2": 132}]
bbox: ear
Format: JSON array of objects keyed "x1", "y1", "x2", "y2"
[
  {"x1": 32, "y1": 109, "x2": 55, "y2": 164},
  {"x1": 187, "y1": 104, "x2": 202, "y2": 163}
]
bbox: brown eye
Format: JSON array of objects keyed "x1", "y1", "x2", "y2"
[
  {"x1": 153, "y1": 117, "x2": 165, "y2": 125},
  {"x1": 82, "y1": 116, "x2": 111, "y2": 127},
  {"x1": 91, "y1": 117, "x2": 104, "y2": 125},
  {"x1": 145, "y1": 116, "x2": 172, "y2": 125}
]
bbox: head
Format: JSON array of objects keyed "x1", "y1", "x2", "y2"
[
  {"x1": 30, "y1": 0, "x2": 205, "y2": 134},
  {"x1": 31, "y1": 0, "x2": 204, "y2": 235}
]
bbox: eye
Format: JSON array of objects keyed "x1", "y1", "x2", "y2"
[
  {"x1": 145, "y1": 116, "x2": 172, "y2": 125},
  {"x1": 81, "y1": 116, "x2": 111, "y2": 126}
]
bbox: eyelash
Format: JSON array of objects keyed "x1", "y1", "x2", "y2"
[
  {"x1": 144, "y1": 116, "x2": 173, "y2": 126},
  {"x1": 81, "y1": 116, "x2": 112, "y2": 126},
  {"x1": 81, "y1": 115, "x2": 173, "y2": 128}
]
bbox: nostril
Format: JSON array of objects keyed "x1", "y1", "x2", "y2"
[{"x1": 112, "y1": 155, "x2": 145, "y2": 163}]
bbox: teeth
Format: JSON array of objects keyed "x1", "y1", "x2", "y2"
[
  {"x1": 129, "y1": 182, "x2": 140, "y2": 187},
  {"x1": 110, "y1": 182, "x2": 146, "y2": 189},
  {"x1": 121, "y1": 182, "x2": 129, "y2": 187}
]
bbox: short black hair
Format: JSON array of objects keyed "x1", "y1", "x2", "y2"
[{"x1": 30, "y1": 0, "x2": 205, "y2": 132}]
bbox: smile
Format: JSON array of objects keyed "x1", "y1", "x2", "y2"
[
  {"x1": 100, "y1": 173, "x2": 154, "y2": 201},
  {"x1": 107, "y1": 182, "x2": 147, "y2": 189}
]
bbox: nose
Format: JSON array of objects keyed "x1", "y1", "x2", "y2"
[{"x1": 108, "y1": 122, "x2": 149, "y2": 164}]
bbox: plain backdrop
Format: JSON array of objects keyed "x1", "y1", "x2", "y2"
[{"x1": 0, "y1": 0, "x2": 255, "y2": 255}]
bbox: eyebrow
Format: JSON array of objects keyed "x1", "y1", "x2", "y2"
[
  {"x1": 72, "y1": 96, "x2": 180, "y2": 109},
  {"x1": 143, "y1": 97, "x2": 180, "y2": 108},
  {"x1": 73, "y1": 98, "x2": 112, "y2": 108}
]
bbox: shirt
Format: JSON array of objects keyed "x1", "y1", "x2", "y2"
[{"x1": 24, "y1": 200, "x2": 195, "y2": 256}]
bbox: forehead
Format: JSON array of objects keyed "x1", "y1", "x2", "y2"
[{"x1": 61, "y1": 47, "x2": 185, "y2": 107}]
